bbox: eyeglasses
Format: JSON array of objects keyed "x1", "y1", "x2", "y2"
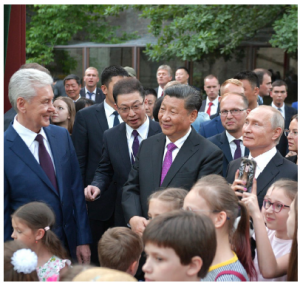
[
  {"x1": 220, "y1": 109, "x2": 247, "y2": 117},
  {"x1": 284, "y1": 130, "x2": 298, "y2": 137},
  {"x1": 263, "y1": 199, "x2": 290, "y2": 213},
  {"x1": 117, "y1": 101, "x2": 144, "y2": 114}
]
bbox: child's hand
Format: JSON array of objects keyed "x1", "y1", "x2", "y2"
[
  {"x1": 241, "y1": 178, "x2": 260, "y2": 217},
  {"x1": 231, "y1": 169, "x2": 247, "y2": 197}
]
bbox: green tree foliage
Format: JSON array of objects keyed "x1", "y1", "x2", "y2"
[
  {"x1": 107, "y1": 5, "x2": 297, "y2": 61},
  {"x1": 26, "y1": 5, "x2": 137, "y2": 66}
]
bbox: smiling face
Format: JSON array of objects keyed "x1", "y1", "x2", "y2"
[
  {"x1": 51, "y1": 99, "x2": 70, "y2": 124},
  {"x1": 158, "y1": 96, "x2": 197, "y2": 143},
  {"x1": 143, "y1": 242, "x2": 193, "y2": 281},
  {"x1": 65, "y1": 79, "x2": 81, "y2": 101},
  {"x1": 287, "y1": 119, "x2": 298, "y2": 153},
  {"x1": 115, "y1": 91, "x2": 147, "y2": 129},
  {"x1": 262, "y1": 187, "x2": 292, "y2": 238},
  {"x1": 84, "y1": 68, "x2": 99, "y2": 90},
  {"x1": 17, "y1": 85, "x2": 55, "y2": 133}
]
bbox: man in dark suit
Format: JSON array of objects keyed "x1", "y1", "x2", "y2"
[
  {"x1": 72, "y1": 65, "x2": 129, "y2": 265},
  {"x1": 122, "y1": 84, "x2": 223, "y2": 236},
  {"x1": 200, "y1": 78, "x2": 244, "y2": 138},
  {"x1": 80, "y1": 67, "x2": 105, "y2": 104},
  {"x1": 4, "y1": 68, "x2": 92, "y2": 263},
  {"x1": 199, "y1": 74, "x2": 220, "y2": 118},
  {"x1": 253, "y1": 68, "x2": 272, "y2": 105},
  {"x1": 227, "y1": 106, "x2": 298, "y2": 209},
  {"x1": 208, "y1": 93, "x2": 250, "y2": 176},
  {"x1": 84, "y1": 78, "x2": 161, "y2": 233},
  {"x1": 64, "y1": 74, "x2": 82, "y2": 102}
]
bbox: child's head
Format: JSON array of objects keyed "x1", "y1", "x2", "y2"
[
  {"x1": 60, "y1": 265, "x2": 93, "y2": 281},
  {"x1": 148, "y1": 188, "x2": 188, "y2": 220},
  {"x1": 262, "y1": 179, "x2": 297, "y2": 234},
  {"x1": 142, "y1": 210, "x2": 216, "y2": 281},
  {"x1": 98, "y1": 227, "x2": 143, "y2": 276},
  {"x1": 4, "y1": 240, "x2": 39, "y2": 281},
  {"x1": 11, "y1": 201, "x2": 68, "y2": 259},
  {"x1": 183, "y1": 174, "x2": 256, "y2": 280}
]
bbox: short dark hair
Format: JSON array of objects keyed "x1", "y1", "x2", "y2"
[
  {"x1": 164, "y1": 84, "x2": 202, "y2": 112},
  {"x1": 63, "y1": 74, "x2": 81, "y2": 86},
  {"x1": 176, "y1": 66, "x2": 189, "y2": 75},
  {"x1": 253, "y1": 68, "x2": 271, "y2": 85},
  {"x1": 75, "y1": 98, "x2": 95, "y2": 112},
  {"x1": 204, "y1": 74, "x2": 218, "y2": 82},
  {"x1": 100, "y1": 65, "x2": 129, "y2": 87},
  {"x1": 234, "y1": 71, "x2": 259, "y2": 89},
  {"x1": 98, "y1": 227, "x2": 143, "y2": 272},
  {"x1": 144, "y1": 88, "x2": 157, "y2": 98},
  {"x1": 272, "y1": 79, "x2": 288, "y2": 91},
  {"x1": 143, "y1": 210, "x2": 216, "y2": 278},
  {"x1": 153, "y1": 96, "x2": 164, "y2": 122},
  {"x1": 113, "y1": 78, "x2": 144, "y2": 104}
]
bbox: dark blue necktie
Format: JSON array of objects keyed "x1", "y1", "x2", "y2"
[
  {"x1": 35, "y1": 134, "x2": 58, "y2": 192},
  {"x1": 113, "y1": 111, "x2": 120, "y2": 127},
  {"x1": 131, "y1": 130, "x2": 140, "y2": 164},
  {"x1": 233, "y1": 139, "x2": 242, "y2": 159},
  {"x1": 87, "y1": 91, "x2": 93, "y2": 100}
]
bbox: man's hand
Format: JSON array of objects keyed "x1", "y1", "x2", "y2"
[
  {"x1": 231, "y1": 169, "x2": 247, "y2": 198},
  {"x1": 76, "y1": 244, "x2": 91, "y2": 265},
  {"x1": 84, "y1": 185, "x2": 100, "y2": 201},
  {"x1": 129, "y1": 216, "x2": 149, "y2": 236}
]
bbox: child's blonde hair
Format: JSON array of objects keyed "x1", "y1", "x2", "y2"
[{"x1": 267, "y1": 179, "x2": 298, "y2": 201}]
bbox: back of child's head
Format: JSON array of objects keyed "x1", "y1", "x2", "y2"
[
  {"x1": 143, "y1": 209, "x2": 216, "y2": 279},
  {"x1": 148, "y1": 187, "x2": 188, "y2": 210},
  {"x1": 60, "y1": 264, "x2": 93, "y2": 281},
  {"x1": 191, "y1": 174, "x2": 256, "y2": 280},
  {"x1": 12, "y1": 201, "x2": 69, "y2": 259},
  {"x1": 287, "y1": 192, "x2": 298, "y2": 281},
  {"x1": 268, "y1": 179, "x2": 298, "y2": 200},
  {"x1": 98, "y1": 227, "x2": 143, "y2": 273},
  {"x1": 4, "y1": 240, "x2": 39, "y2": 281}
]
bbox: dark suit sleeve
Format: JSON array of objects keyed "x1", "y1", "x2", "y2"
[
  {"x1": 4, "y1": 172, "x2": 12, "y2": 241},
  {"x1": 67, "y1": 131, "x2": 92, "y2": 245},
  {"x1": 91, "y1": 132, "x2": 113, "y2": 194},
  {"x1": 72, "y1": 111, "x2": 88, "y2": 185},
  {"x1": 122, "y1": 142, "x2": 144, "y2": 224},
  {"x1": 199, "y1": 123, "x2": 206, "y2": 137}
]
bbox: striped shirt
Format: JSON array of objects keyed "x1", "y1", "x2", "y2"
[{"x1": 202, "y1": 252, "x2": 249, "y2": 281}]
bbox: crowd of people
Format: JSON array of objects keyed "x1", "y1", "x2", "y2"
[{"x1": 4, "y1": 63, "x2": 298, "y2": 281}]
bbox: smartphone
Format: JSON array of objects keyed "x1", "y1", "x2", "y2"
[{"x1": 237, "y1": 158, "x2": 257, "y2": 193}]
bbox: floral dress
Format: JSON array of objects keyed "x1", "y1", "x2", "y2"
[{"x1": 37, "y1": 255, "x2": 71, "y2": 281}]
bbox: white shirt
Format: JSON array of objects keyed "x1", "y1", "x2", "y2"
[
  {"x1": 104, "y1": 100, "x2": 123, "y2": 129},
  {"x1": 12, "y1": 115, "x2": 56, "y2": 171},
  {"x1": 162, "y1": 127, "x2": 192, "y2": 164},
  {"x1": 271, "y1": 102, "x2": 285, "y2": 119},
  {"x1": 225, "y1": 131, "x2": 246, "y2": 159},
  {"x1": 125, "y1": 116, "x2": 149, "y2": 162},
  {"x1": 73, "y1": 95, "x2": 81, "y2": 102},
  {"x1": 248, "y1": 147, "x2": 277, "y2": 179},
  {"x1": 85, "y1": 87, "x2": 96, "y2": 101},
  {"x1": 157, "y1": 86, "x2": 164, "y2": 97},
  {"x1": 204, "y1": 96, "x2": 219, "y2": 116}
]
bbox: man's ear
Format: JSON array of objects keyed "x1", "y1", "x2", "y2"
[
  {"x1": 17, "y1": 97, "x2": 27, "y2": 113},
  {"x1": 101, "y1": 85, "x2": 108, "y2": 96},
  {"x1": 254, "y1": 87, "x2": 260, "y2": 96},
  {"x1": 189, "y1": 109, "x2": 198, "y2": 123},
  {"x1": 113, "y1": 103, "x2": 119, "y2": 112},
  {"x1": 272, "y1": 127, "x2": 283, "y2": 142},
  {"x1": 186, "y1": 256, "x2": 202, "y2": 277}
]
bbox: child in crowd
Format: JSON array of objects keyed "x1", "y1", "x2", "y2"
[
  {"x1": 287, "y1": 192, "x2": 298, "y2": 281},
  {"x1": 147, "y1": 188, "x2": 188, "y2": 220},
  {"x1": 241, "y1": 179, "x2": 297, "y2": 281},
  {"x1": 98, "y1": 227, "x2": 143, "y2": 276},
  {"x1": 4, "y1": 240, "x2": 39, "y2": 281},
  {"x1": 142, "y1": 210, "x2": 216, "y2": 281},
  {"x1": 11, "y1": 202, "x2": 71, "y2": 281},
  {"x1": 184, "y1": 174, "x2": 256, "y2": 281},
  {"x1": 60, "y1": 265, "x2": 93, "y2": 281}
]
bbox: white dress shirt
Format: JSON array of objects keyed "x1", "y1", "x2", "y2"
[
  {"x1": 104, "y1": 100, "x2": 123, "y2": 129},
  {"x1": 73, "y1": 95, "x2": 81, "y2": 102},
  {"x1": 204, "y1": 96, "x2": 219, "y2": 116},
  {"x1": 162, "y1": 127, "x2": 192, "y2": 164},
  {"x1": 12, "y1": 115, "x2": 56, "y2": 171},
  {"x1": 85, "y1": 87, "x2": 96, "y2": 101},
  {"x1": 271, "y1": 102, "x2": 285, "y2": 119},
  {"x1": 248, "y1": 147, "x2": 277, "y2": 179},
  {"x1": 157, "y1": 86, "x2": 164, "y2": 97},
  {"x1": 225, "y1": 131, "x2": 246, "y2": 159},
  {"x1": 125, "y1": 116, "x2": 149, "y2": 161}
]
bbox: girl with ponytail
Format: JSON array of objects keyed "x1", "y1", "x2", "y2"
[
  {"x1": 183, "y1": 174, "x2": 256, "y2": 281},
  {"x1": 11, "y1": 201, "x2": 71, "y2": 281}
]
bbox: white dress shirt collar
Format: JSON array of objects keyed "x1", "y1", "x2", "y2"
[
  {"x1": 165, "y1": 127, "x2": 192, "y2": 150},
  {"x1": 85, "y1": 87, "x2": 97, "y2": 94},
  {"x1": 225, "y1": 131, "x2": 243, "y2": 144},
  {"x1": 125, "y1": 115, "x2": 149, "y2": 140},
  {"x1": 104, "y1": 99, "x2": 117, "y2": 116},
  {"x1": 206, "y1": 96, "x2": 219, "y2": 107},
  {"x1": 157, "y1": 86, "x2": 164, "y2": 97}
]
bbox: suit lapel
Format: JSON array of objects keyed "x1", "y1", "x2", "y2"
[
  {"x1": 95, "y1": 103, "x2": 109, "y2": 131},
  {"x1": 8, "y1": 127, "x2": 58, "y2": 196},
  {"x1": 256, "y1": 152, "x2": 282, "y2": 196},
  {"x1": 162, "y1": 129, "x2": 199, "y2": 187},
  {"x1": 118, "y1": 124, "x2": 132, "y2": 168},
  {"x1": 148, "y1": 118, "x2": 161, "y2": 137},
  {"x1": 219, "y1": 132, "x2": 233, "y2": 163},
  {"x1": 152, "y1": 134, "x2": 166, "y2": 187},
  {"x1": 200, "y1": 99, "x2": 206, "y2": 112}
]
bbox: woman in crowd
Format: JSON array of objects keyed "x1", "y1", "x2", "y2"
[{"x1": 286, "y1": 114, "x2": 298, "y2": 164}]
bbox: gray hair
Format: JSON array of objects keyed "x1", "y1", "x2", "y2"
[
  {"x1": 9, "y1": 69, "x2": 53, "y2": 112},
  {"x1": 157, "y1": 65, "x2": 173, "y2": 77}
]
